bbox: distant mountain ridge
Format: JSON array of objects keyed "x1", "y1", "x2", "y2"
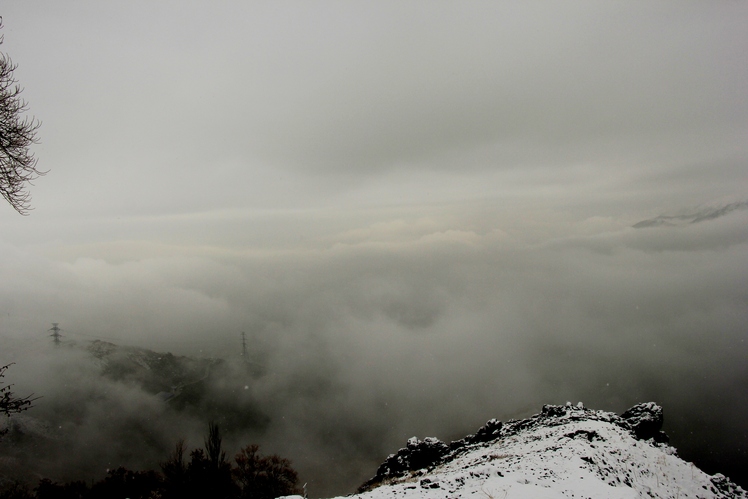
[
  {"x1": 86, "y1": 339, "x2": 215, "y2": 396},
  {"x1": 632, "y1": 201, "x2": 748, "y2": 228},
  {"x1": 342, "y1": 402, "x2": 745, "y2": 499},
  {"x1": 84, "y1": 340, "x2": 268, "y2": 428}
]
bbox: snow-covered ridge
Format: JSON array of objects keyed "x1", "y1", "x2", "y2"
[{"x1": 344, "y1": 402, "x2": 745, "y2": 499}]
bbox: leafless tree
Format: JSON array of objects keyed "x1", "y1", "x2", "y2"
[
  {"x1": 0, "y1": 17, "x2": 42, "y2": 215},
  {"x1": 0, "y1": 363, "x2": 34, "y2": 436}
]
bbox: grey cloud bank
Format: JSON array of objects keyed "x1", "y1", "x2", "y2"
[
  {"x1": 2, "y1": 204, "x2": 747, "y2": 494},
  {"x1": 0, "y1": 1, "x2": 746, "y2": 495},
  {"x1": 2, "y1": 2, "x2": 746, "y2": 216}
]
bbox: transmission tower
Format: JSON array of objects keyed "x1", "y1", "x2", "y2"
[
  {"x1": 49, "y1": 323, "x2": 62, "y2": 346},
  {"x1": 241, "y1": 331, "x2": 247, "y2": 359}
]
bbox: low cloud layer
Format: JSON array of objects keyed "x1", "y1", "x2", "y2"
[{"x1": 2, "y1": 204, "x2": 747, "y2": 495}]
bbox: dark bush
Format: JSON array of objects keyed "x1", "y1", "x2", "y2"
[
  {"x1": 9, "y1": 423, "x2": 300, "y2": 499},
  {"x1": 233, "y1": 444, "x2": 300, "y2": 499},
  {"x1": 88, "y1": 467, "x2": 161, "y2": 499},
  {"x1": 34, "y1": 479, "x2": 90, "y2": 499},
  {"x1": 160, "y1": 438, "x2": 188, "y2": 499},
  {"x1": 0, "y1": 480, "x2": 32, "y2": 499}
]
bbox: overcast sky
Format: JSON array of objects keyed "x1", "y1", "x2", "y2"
[{"x1": 0, "y1": 1, "x2": 747, "y2": 495}]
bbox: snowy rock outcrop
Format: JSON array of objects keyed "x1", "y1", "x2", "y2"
[
  {"x1": 351, "y1": 402, "x2": 745, "y2": 499},
  {"x1": 619, "y1": 402, "x2": 667, "y2": 442}
]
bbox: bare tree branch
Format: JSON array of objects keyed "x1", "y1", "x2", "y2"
[
  {"x1": 0, "y1": 363, "x2": 36, "y2": 438},
  {"x1": 0, "y1": 16, "x2": 43, "y2": 215}
]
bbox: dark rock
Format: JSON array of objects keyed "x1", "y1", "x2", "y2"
[
  {"x1": 653, "y1": 431, "x2": 669, "y2": 444},
  {"x1": 542, "y1": 404, "x2": 568, "y2": 418},
  {"x1": 448, "y1": 439, "x2": 467, "y2": 452},
  {"x1": 710, "y1": 473, "x2": 745, "y2": 498},
  {"x1": 358, "y1": 437, "x2": 449, "y2": 492},
  {"x1": 565, "y1": 429, "x2": 604, "y2": 442},
  {"x1": 420, "y1": 478, "x2": 440, "y2": 489},
  {"x1": 620, "y1": 402, "x2": 664, "y2": 440},
  {"x1": 465, "y1": 419, "x2": 503, "y2": 445},
  {"x1": 408, "y1": 437, "x2": 449, "y2": 471}
]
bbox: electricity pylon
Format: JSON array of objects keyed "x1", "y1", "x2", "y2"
[{"x1": 49, "y1": 323, "x2": 62, "y2": 345}]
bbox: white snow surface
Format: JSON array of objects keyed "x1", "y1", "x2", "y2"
[{"x1": 332, "y1": 404, "x2": 745, "y2": 499}]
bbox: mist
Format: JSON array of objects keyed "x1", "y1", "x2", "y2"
[
  {"x1": 2, "y1": 203, "x2": 747, "y2": 495},
  {"x1": 0, "y1": 1, "x2": 747, "y2": 496}
]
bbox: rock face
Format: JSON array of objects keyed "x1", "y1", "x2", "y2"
[
  {"x1": 353, "y1": 402, "x2": 745, "y2": 499},
  {"x1": 371, "y1": 437, "x2": 450, "y2": 480},
  {"x1": 620, "y1": 401, "x2": 667, "y2": 441}
]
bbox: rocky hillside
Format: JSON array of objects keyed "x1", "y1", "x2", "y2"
[
  {"x1": 86, "y1": 340, "x2": 216, "y2": 395},
  {"x1": 335, "y1": 402, "x2": 745, "y2": 499},
  {"x1": 82, "y1": 340, "x2": 269, "y2": 430}
]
